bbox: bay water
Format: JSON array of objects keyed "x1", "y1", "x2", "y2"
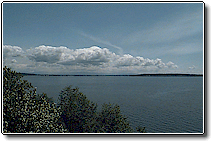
[{"x1": 23, "y1": 76, "x2": 203, "y2": 133}]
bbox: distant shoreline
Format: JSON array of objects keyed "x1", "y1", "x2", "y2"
[{"x1": 20, "y1": 73, "x2": 203, "y2": 77}]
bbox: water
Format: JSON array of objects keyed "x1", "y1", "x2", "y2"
[{"x1": 23, "y1": 76, "x2": 203, "y2": 133}]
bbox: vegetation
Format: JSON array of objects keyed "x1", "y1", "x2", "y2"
[
  {"x1": 58, "y1": 86, "x2": 98, "y2": 133},
  {"x1": 3, "y1": 67, "x2": 67, "y2": 133},
  {"x1": 3, "y1": 66, "x2": 146, "y2": 133},
  {"x1": 97, "y1": 103, "x2": 133, "y2": 133}
]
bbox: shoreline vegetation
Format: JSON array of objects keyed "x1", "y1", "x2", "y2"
[
  {"x1": 3, "y1": 66, "x2": 146, "y2": 133},
  {"x1": 20, "y1": 73, "x2": 203, "y2": 77}
]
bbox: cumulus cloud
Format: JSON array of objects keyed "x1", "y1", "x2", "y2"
[
  {"x1": 3, "y1": 45, "x2": 24, "y2": 59},
  {"x1": 60, "y1": 46, "x2": 116, "y2": 66},
  {"x1": 27, "y1": 45, "x2": 69, "y2": 63},
  {"x1": 166, "y1": 61, "x2": 178, "y2": 69},
  {"x1": 26, "y1": 45, "x2": 116, "y2": 66},
  {"x1": 4, "y1": 45, "x2": 179, "y2": 74},
  {"x1": 26, "y1": 45, "x2": 178, "y2": 72}
]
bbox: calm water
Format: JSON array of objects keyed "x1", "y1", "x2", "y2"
[{"x1": 23, "y1": 76, "x2": 203, "y2": 133}]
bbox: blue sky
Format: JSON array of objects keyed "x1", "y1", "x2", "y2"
[{"x1": 3, "y1": 2, "x2": 203, "y2": 74}]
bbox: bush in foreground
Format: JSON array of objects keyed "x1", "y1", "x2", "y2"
[
  {"x1": 58, "y1": 86, "x2": 98, "y2": 133},
  {"x1": 58, "y1": 86, "x2": 134, "y2": 133},
  {"x1": 3, "y1": 67, "x2": 67, "y2": 133}
]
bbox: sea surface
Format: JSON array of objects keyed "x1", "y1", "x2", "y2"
[{"x1": 23, "y1": 76, "x2": 203, "y2": 133}]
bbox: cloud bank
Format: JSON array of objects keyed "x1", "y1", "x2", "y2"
[{"x1": 3, "y1": 45, "x2": 178, "y2": 74}]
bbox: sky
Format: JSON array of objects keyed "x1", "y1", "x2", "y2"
[{"x1": 2, "y1": 2, "x2": 204, "y2": 75}]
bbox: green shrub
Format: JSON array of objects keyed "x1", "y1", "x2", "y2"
[
  {"x1": 97, "y1": 103, "x2": 133, "y2": 133},
  {"x1": 3, "y1": 66, "x2": 67, "y2": 133},
  {"x1": 58, "y1": 86, "x2": 97, "y2": 133}
]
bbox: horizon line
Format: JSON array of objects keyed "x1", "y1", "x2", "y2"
[{"x1": 20, "y1": 73, "x2": 203, "y2": 77}]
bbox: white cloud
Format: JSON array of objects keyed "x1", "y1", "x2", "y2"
[
  {"x1": 3, "y1": 45, "x2": 24, "y2": 59},
  {"x1": 11, "y1": 59, "x2": 17, "y2": 63},
  {"x1": 189, "y1": 65, "x2": 196, "y2": 70},
  {"x1": 166, "y1": 61, "x2": 178, "y2": 69},
  {"x1": 3, "y1": 45, "x2": 179, "y2": 74},
  {"x1": 26, "y1": 45, "x2": 69, "y2": 63},
  {"x1": 26, "y1": 45, "x2": 116, "y2": 66}
]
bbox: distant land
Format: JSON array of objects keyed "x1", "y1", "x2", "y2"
[{"x1": 20, "y1": 73, "x2": 203, "y2": 77}]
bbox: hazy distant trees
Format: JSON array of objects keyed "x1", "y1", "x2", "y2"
[{"x1": 3, "y1": 66, "x2": 146, "y2": 133}]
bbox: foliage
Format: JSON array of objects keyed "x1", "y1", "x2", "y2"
[
  {"x1": 58, "y1": 86, "x2": 98, "y2": 133},
  {"x1": 136, "y1": 126, "x2": 146, "y2": 133},
  {"x1": 32, "y1": 95, "x2": 68, "y2": 133},
  {"x1": 96, "y1": 103, "x2": 133, "y2": 133},
  {"x1": 36, "y1": 93, "x2": 54, "y2": 104},
  {"x1": 3, "y1": 66, "x2": 67, "y2": 133}
]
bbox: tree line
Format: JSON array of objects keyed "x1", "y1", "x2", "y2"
[{"x1": 3, "y1": 66, "x2": 146, "y2": 133}]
